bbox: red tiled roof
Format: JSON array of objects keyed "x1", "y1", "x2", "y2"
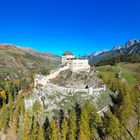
[{"x1": 62, "y1": 51, "x2": 73, "y2": 56}]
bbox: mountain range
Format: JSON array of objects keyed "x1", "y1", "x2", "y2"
[{"x1": 87, "y1": 39, "x2": 140, "y2": 64}]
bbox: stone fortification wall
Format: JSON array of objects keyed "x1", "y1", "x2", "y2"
[{"x1": 34, "y1": 66, "x2": 69, "y2": 87}]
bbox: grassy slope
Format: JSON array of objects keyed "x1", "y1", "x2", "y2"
[
  {"x1": 95, "y1": 62, "x2": 140, "y2": 137},
  {"x1": 95, "y1": 63, "x2": 140, "y2": 87},
  {"x1": 0, "y1": 45, "x2": 60, "y2": 79}
]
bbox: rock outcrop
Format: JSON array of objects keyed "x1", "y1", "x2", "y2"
[
  {"x1": 24, "y1": 67, "x2": 111, "y2": 117},
  {"x1": 50, "y1": 68, "x2": 101, "y2": 88}
]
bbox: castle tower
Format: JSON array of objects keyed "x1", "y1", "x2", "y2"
[{"x1": 62, "y1": 51, "x2": 74, "y2": 66}]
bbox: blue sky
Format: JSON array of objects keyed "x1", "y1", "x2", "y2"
[{"x1": 0, "y1": 0, "x2": 140, "y2": 56}]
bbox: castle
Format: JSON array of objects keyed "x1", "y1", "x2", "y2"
[{"x1": 62, "y1": 51, "x2": 90, "y2": 72}]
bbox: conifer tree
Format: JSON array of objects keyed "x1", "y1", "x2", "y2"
[
  {"x1": 89, "y1": 104, "x2": 101, "y2": 139},
  {"x1": 38, "y1": 121, "x2": 45, "y2": 140},
  {"x1": 59, "y1": 109, "x2": 64, "y2": 130},
  {"x1": 33, "y1": 100, "x2": 42, "y2": 114},
  {"x1": 13, "y1": 106, "x2": 20, "y2": 134},
  {"x1": 117, "y1": 84, "x2": 132, "y2": 126},
  {"x1": 61, "y1": 117, "x2": 68, "y2": 140},
  {"x1": 68, "y1": 107, "x2": 77, "y2": 140},
  {"x1": 75, "y1": 103, "x2": 81, "y2": 139},
  {"x1": 79, "y1": 104, "x2": 90, "y2": 140},
  {"x1": 50, "y1": 118, "x2": 58, "y2": 140},
  {"x1": 17, "y1": 94, "x2": 25, "y2": 115},
  {"x1": 43, "y1": 116, "x2": 51, "y2": 140},
  {"x1": 0, "y1": 105, "x2": 10, "y2": 133},
  {"x1": 0, "y1": 90, "x2": 7, "y2": 104},
  {"x1": 31, "y1": 116, "x2": 38, "y2": 140},
  {"x1": 33, "y1": 100, "x2": 42, "y2": 121},
  {"x1": 102, "y1": 111, "x2": 121, "y2": 139},
  {"x1": 13, "y1": 95, "x2": 25, "y2": 134},
  {"x1": 8, "y1": 92, "x2": 14, "y2": 123},
  {"x1": 22, "y1": 111, "x2": 31, "y2": 140}
]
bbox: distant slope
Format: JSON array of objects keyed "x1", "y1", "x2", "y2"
[
  {"x1": 18, "y1": 47, "x2": 61, "y2": 65},
  {"x1": 88, "y1": 39, "x2": 140, "y2": 64},
  {"x1": 0, "y1": 44, "x2": 61, "y2": 79},
  {"x1": 95, "y1": 54, "x2": 140, "y2": 66}
]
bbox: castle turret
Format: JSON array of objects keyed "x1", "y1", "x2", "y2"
[{"x1": 62, "y1": 51, "x2": 74, "y2": 66}]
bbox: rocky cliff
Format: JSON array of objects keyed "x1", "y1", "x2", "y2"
[{"x1": 50, "y1": 67, "x2": 101, "y2": 88}]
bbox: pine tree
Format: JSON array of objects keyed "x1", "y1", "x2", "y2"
[
  {"x1": 17, "y1": 94, "x2": 25, "y2": 115},
  {"x1": 50, "y1": 118, "x2": 58, "y2": 140},
  {"x1": 33, "y1": 100, "x2": 42, "y2": 114},
  {"x1": 13, "y1": 106, "x2": 20, "y2": 134},
  {"x1": 75, "y1": 103, "x2": 81, "y2": 139},
  {"x1": 22, "y1": 111, "x2": 31, "y2": 140},
  {"x1": 89, "y1": 103, "x2": 101, "y2": 139},
  {"x1": 61, "y1": 117, "x2": 68, "y2": 140},
  {"x1": 8, "y1": 92, "x2": 14, "y2": 124},
  {"x1": 102, "y1": 111, "x2": 121, "y2": 139},
  {"x1": 43, "y1": 116, "x2": 51, "y2": 140},
  {"x1": 79, "y1": 104, "x2": 90, "y2": 140},
  {"x1": 59, "y1": 109, "x2": 64, "y2": 130},
  {"x1": 31, "y1": 116, "x2": 38, "y2": 140},
  {"x1": 0, "y1": 105, "x2": 10, "y2": 133},
  {"x1": 33, "y1": 100, "x2": 42, "y2": 121},
  {"x1": 117, "y1": 84, "x2": 132, "y2": 126},
  {"x1": 38, "y1": 121, "x2": 45, "y2": 140},
  {"x1": 0, "y1": 90, "x2": 7, "y2": 104},
  {"x1": 13, "y1": 95, "x2": 25, "y2": 134},
  {"x1": 68, "y1": 107, "x2": 77, "y2": 140}
]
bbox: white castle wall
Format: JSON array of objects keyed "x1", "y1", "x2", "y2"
[
  {"x1": 47, "y1": 66, "x2": 69, "y2": 80},
  {"x1": 34, "y1": 66, "x2": 69, "y2": 87},
  {"x1": 35, "y1": 74, "x2": 106, "y2": 95},
  {"x1": 62, "y1": 53, "x2": 90, "y2": 72},
  {"x1": 62, "y1": 54, "x2": 74, "y2": 66},
  {"x1": 69, "y1": 59, "x2": 90, "y2": 72}
]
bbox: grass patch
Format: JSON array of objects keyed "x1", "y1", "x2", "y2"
[{"x1": 95, "y1": 63, "x2": 140, "y2": 87}]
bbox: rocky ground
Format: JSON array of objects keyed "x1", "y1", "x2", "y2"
[{"x1": 50, "y1": 67, "x2": 101, "y2": 88}]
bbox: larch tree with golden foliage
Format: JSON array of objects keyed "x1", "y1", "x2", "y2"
[
  {"x1": 79, "y1": 104, "x2": 90, "y2": 140},
  {"x1": 61, "y1": 117, "x2": 68, "y2": 140},
  {"x1": 68, "y1": 107, "x2": 77, "y2": 140},
  {"x1": 22, "y1": 111, "x2": 31, "y2": 140},
  {"x1": 50, "y1": 118, "x2": 58, "y2": 140}
]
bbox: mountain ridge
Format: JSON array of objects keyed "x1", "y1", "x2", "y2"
[
  {"x1": 87, "y1": 39, "x2": 140, "y2": 64},
  {"x1": 0, "y1": 44, "x2": 61, "y2": 79}
]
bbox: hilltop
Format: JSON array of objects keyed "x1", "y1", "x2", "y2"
[{"x1": 18, "y1": 46, "x2": 60, "y2": 63}]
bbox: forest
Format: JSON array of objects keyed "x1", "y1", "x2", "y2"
[
  {"x1": 0, "y1": 68, "x2": 140, "y2": 140},
  {"x1": 95, "y1": 54, "x2": 140, "y2": 66}
]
